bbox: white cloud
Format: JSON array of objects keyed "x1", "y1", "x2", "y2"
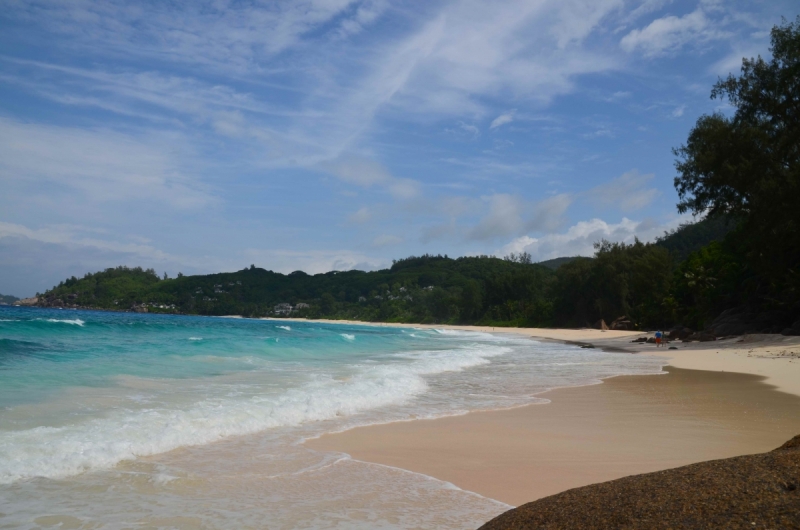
[
  {"x1": 490, "y1": 110, "x2": 516, "y2": 129},
  {"x1": 671, "y1": 104, "x2": 686, "y2": 118},
  {"x1": 0, "y1": 118, "x2": 213, "y2": 209},
  {"x1": 587, "y1": 169, "x2": 660, "y2": 212},
  {"x1": 467, "y1": 192, "x2": 571, "y2": 241},
  {"x1": 348, "y1": 207, "x2": 373, "y2": 223},
  {"x1": 372, "y1": 234, "x2": 403, "y2": 247},
  {"x1": 241, "y1": 248, "x2": 386, "y2": 275},
  {"x1": 498, "y1": 214, "x2": 689, "y2": 262},
  {"x1": 620, "y1": 8, "x2": 727, "y2": 57},
  {"x1": 0, "y1": 221, "x2": 178, "y2": 263},
  {"x1": 320, "y1": 155, "x2": 420, "y2": 199}
]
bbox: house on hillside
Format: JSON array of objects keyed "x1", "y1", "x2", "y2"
[{"x1": 274, "y1": 303, "x2": 293, "y2": 315}]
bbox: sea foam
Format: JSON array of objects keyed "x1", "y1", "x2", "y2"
[{"x1": 0, "y1": 343, "x2": 509, "y2": 483}]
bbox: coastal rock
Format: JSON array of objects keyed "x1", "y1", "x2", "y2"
[
  {"x1": 610, "y1": 316, "x2": 633, "y2": 330},
  {"x1": 684, "y1": 332, "x2": 716, "y2": 342},
  {"x1": 14, "y1": 296, "x2": 39, "y2": 306},
  {"x1": 131, "y1": 305, "x2": 148, "y2": 313},
  {"x1": 593, "y1": 319, "x2": 609, "y2": 331},
  {"x1": 709, "y1": 307, "x2": 795, "y2": 337},
  {"x1": 479, "y1": 434, "x2": 800, "y2": 530},
  {"x1": 668, "y1": 327, "x2": 692, "y2": 340}
]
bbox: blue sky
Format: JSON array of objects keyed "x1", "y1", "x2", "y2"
[{"x1": 0, "y1": 0, "x2": 795, "y2": 296}]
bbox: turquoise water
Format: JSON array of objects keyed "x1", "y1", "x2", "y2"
[{"x1": 0, "y1": 306, "x2": 664, "y2": 528}]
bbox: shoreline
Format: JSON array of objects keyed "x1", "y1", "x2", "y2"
[
  {"x1": 295, "y1": 318, "x2": 800, "y2": 507},
  {"x1": 307, "y1": 365, "x2": 800, "y2": 506},
  {"x1": 265, "y1": 316, "x2": 800, "y2": 397}
]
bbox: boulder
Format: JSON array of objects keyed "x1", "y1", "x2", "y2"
[
  {"x1": 593, "y1": 319, "x2": 609, "y2": 331},
  {"x1": 630, "y1": 337, "x2": 648, "y2": 343},
  {"x1": 610, "y1": 316, "x2": 633, "y2": 330},
  {"x1": 685, "y1": 332, "x2": 716, "y2": 342},
  {"x1": 13, "y1": 296, "x2": 39, "y2": 306},
  {"x1": 668, "y1": 327, "x2": 693, "y2": 340}
]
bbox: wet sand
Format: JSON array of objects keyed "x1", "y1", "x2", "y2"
[{"x1": 306, "y1": 366, "x2": 800, "y2": 506}]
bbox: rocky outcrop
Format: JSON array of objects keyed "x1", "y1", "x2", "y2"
[
  {"x1": 593, "y1": 319, "x2": 609, "y2": 331},
  {"x1": 13, "y1": 296, "x2": 39, "y2": 306},
  {"x1": 479, "y1": 434, "x2": 800, "y2": 530},
  {"x1": 131, "y1": 304, "x2": 148, "y2": 313},
  {"x1": 609, "y1": 316, "x2": 633, "y2": 330},
  {"x1": 709, "y1": 307, "x2": 796, "y2": 336},
  {"x1": 781, "y1": 319, "x2": 800, "y2": 336},
  {"x1": 684, "y1": 331, "x2": 716, "y2": 342},
  {"x1": 667, "y1": 326, "x2": 693, "y2": 340}
]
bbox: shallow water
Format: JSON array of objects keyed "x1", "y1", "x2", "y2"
[{"x1": 0, "y1": 306, "x2": 664, "y2": 528}]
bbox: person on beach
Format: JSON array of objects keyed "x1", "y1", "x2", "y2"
[{"x1": 655, "y1": 330, "x2": 662, "y2": 347}]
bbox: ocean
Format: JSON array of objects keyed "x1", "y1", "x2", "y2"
[{"x1": 0, "y1": 306, "x2": 664, "y2": 528}]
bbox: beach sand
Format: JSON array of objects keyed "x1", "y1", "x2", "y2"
[{"x1": 302, "y1": 322, "x2": 800, "y2": 507}]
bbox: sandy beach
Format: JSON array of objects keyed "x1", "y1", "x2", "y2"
[{"x1": 301, "y1": 319, "x2": 800, "y2": 506}]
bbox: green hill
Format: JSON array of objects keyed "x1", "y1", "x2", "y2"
[
  {"x1": 36, "y1": 257, "x2": 556, "y2": 326},
  {"x1": 0, "y1": 293, "x2": 20, "y2": 305},
  {"x1": 654, "y1": 216, "x2": 735, "y2": 262}
]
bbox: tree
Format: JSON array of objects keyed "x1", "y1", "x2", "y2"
[{"x1": 673, "y1": 17, "x2": 800, "y2": 309}]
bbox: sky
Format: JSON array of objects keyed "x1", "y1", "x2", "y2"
[{"x1": 0, "y1": 0, "x2": 795, "y2": 297}]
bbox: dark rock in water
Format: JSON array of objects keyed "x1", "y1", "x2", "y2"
[
  {"x1": 668, "y1": 346, "x2": 678, "y2": 350},
  {"x1": 646, "y1": 337, "x2": 656, "y2": 344},
  {"x1": 593, "y1": 319, "x2": 609, "y2": 331},
  {"x1": 479, "y1": 435, "x2": 800, "y2": 530},
  {"x1": 580, "y1": 344, "x2": 595, "y2": 349},
  {"x1": 630, "y1": 337, "x2": 648, "y2": 343}
]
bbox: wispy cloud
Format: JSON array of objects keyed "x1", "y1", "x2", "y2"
[
  {"x1": 586, "y1": 169, "x2": 660, "y2": 213},
  {"x1": 319, "y1": 155, "x2": 420, "y2": 200},
  {"x1": 0, "y1": 117, "x2": 213, "y2": 209},
  {"x1": 490, "y1": 110, "x2": 516, "y2": 129},
  {"x1": 620, "y1": 6, "x2": 730, "y2": 57},
  {"x1": 499, "y1": 214, "x2": 689, "y2": 262}
]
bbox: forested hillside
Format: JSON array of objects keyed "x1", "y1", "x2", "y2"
[
  {"x1": 0, "y1": 293, "x2": 19, "y2": 305},
  {"x1": 34, "y1": 214, "x2": 738, "y2": 329}
]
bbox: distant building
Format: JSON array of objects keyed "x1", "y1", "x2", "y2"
[
  {"x1": 274, "y1": 303, "x2": 293, "y2": 315},
  {"x1": 295, "y1": 303, "x2": 310, "y2": 309}
]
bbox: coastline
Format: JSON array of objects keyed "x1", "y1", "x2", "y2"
[
  {"x1": 269, "y1": 317, "x2": 800, "y2": 397},
  {"x1": 293, "y1": 318, "x2": 800, "y2": 506}
]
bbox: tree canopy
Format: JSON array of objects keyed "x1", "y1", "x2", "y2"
[{"x1": 673, "y1": 16, "x2": 800, "y2": 312}]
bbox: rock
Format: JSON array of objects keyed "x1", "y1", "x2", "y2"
[
  {"x1": 593, "y1": 319, "x2": 609, "y2": 331},
  {"x1": 479, "y1": 434, "x2": 800, "y2": 530},
  {"x1": 782, "y1": 327, "x2": 800, "y2": 336},
  {"x1": 646, "y1": 337, "x2": 656, "y2": 343},
  {"x1": 668, "y1": 346, "x2": 678, "y2": 350},
  {"x1": 630, "y1": 337, "x2": 648, "y2": 343},
  {"x1": 13, "y1": 296, "x2": 39, "y2": 306},
  {"x1": 610, "y1": 316, "x2": 633, "y2": 330},
  {"x1": 688, "y1": 332, "x2": 716, "y2": 342},
  {"x1": 668, "y1": 327, "x2": 692, "y2": 340},
  {"x1": 131, "y1": 305, "x2": 148, "y2": 313}
]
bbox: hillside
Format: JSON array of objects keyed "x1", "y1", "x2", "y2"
[
  {"x1": 36, "y1": 257, "x2": 556, "y2": 326},
  {"x1": 0, "y1": 293, "x2": 20, "y2": 305},
  {"x1": 654, "y1": 215, "x2": 735, "y2": 261}
]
